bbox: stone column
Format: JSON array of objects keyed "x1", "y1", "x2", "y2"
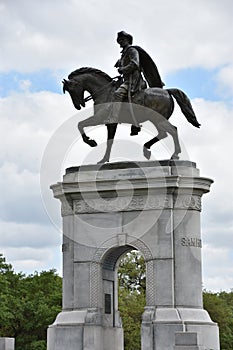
[{"x1": 47, "y1": 160, "x2": 219, "y2": 350}]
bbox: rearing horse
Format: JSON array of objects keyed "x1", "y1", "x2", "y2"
[{"x1": 63, "y1": 67, "x2": 200, "y2": 163}]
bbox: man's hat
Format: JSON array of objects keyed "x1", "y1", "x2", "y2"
[{"x1": 117, "y1": 31, "x2": 133, "y2": 44}]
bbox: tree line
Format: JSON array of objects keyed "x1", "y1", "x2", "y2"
[{"x1": 0, "y1": 253, "x2": 233, "y2": 349}]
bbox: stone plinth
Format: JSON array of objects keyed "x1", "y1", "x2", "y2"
[
  {"x1": 48, "y1": 160, "x2": 219, "y2": 350},
  {"x1": 0, "y1": 338, "x2": 14, "y2": 350}
]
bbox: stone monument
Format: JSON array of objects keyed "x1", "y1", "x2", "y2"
[
  {"x1": 47, "y1": 160, "x2": 220, "y2": 350},
  {"x1": 47, "y1": 31, "x2": 220, "y2": 349}
]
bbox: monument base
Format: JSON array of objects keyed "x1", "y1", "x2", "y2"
[
  {"x1": 47, "y1": 310, "x2": 123, "y2": 350},
  {"x1": 141, "y1": 307, "x2": 219, "y2": 350},
  {"x1": 48, "y1": 160, "x2": 220, "y2": 350}
]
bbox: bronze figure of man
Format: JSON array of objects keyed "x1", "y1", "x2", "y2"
[{"x1": 112, "y1": 31, "x2": 164, "y2": 135}]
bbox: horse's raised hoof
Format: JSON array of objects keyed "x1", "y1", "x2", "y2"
[
  {"x1": 82, "y1": 135, "x2": 97, "y2": 147},
  {"x1": 88, "y1": 139, "x2": 97, "y2": 147},
  {"x1": 143, "y1": 146, "x2": 151, "y2": 160}
]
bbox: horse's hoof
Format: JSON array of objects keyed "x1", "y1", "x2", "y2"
[
  {"x1": 82, "y1": 135, "x2": 97, "y2": 147},
  {"x1": 88, "y1": 139, "x2": 97, "y2": 147},
  {"x1": 143, "y1": 147, "x2": 151, "y2": 160},
  {"x1": 171, "y1": 154, "x2": 180, "y2": 160},
  {"x1": 97, "y1": 159, "x2": 109, "y2": 164}
]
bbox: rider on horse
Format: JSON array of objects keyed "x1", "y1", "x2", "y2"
[{"x1": 112, "y1": 31, "x2": 164, "y2": 135}]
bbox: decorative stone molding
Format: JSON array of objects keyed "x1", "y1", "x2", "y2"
[
  {"x1": 131, "y1": 238, "x2": 153, "y2": 262},
  {"x1": 146, "y1": 261, "x2": 155, "y2": 306},
  {"x1": 174, "y1": 194, "x2": 202, "y2": 211},
  {"x1": 142, "y1": 306, "x2": 156, "y2": 322},
  {"x1": 90, "y1": 262, "x2": 102, "y2": 308},
  {"x1": 61, "y1": 197, "x2": 73, "y2": 216},
  {"x1": 73, "y1": 194, "x2": 171, "y2": 214}
]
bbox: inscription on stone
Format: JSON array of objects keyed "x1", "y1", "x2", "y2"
[{"x1": 181, "y1": 237, "x2": 202, "y2": 248}]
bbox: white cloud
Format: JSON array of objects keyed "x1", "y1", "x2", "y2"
[
  {"x1": 202, "y1": 244, "x2": 233, "y2": 291},
  {"x1": 0, "y1": 0, "x2": 233, "y2": 74},
  {"x1": 0, "y1": 91, "x2": 68, "y2": 273},
  {"x1": 0, "y1": 91, "x2": 74, "y2": 172},
  {"x1": 0, "y1": 220, "x2": 60, "y2": 249},
  {"x1": 216, "y1": 64, "x2": 233, "y2": 97},
  {"x1": 1, "y1": 246, "x2": 61, "y2": 274}
]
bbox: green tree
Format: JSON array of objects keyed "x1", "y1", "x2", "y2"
[
  {"x1": 118, "y1": 251, "x2": 146, "y2": 293},
  {"x1": 0, "y1": 254, "x2": 62, "y2": 350},
  {"x1": 2, "y1": 253, "x2": 233, "y2": 350},
  {"x1": 118, "y1": 251, "x2": 146, "y2": 350},
  {"x1": 203, "y1": 291, "x2": 233, "y2": 350}
]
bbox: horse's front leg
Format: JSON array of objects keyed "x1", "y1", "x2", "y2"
[
  {"x1": 98, "y1": 123, "x2": 118, "y2": 163},
  {"x1": 78, "y1": 116, "x2": 98, "y2": 147}
]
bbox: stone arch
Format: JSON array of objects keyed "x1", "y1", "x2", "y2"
[
  {"x1": 92, "y1": 235, "x2": 153, "y2": 265},
  {"x1": 90, "y1": 236, "x2": 153, "y2": 309}
]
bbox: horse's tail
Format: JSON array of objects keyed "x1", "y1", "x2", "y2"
[{"x1": 167, "y1": 88, "x2": 201, "y2": 128}]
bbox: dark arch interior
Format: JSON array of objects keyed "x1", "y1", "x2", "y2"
[{"x1": 102, "y1": 245, "x2": 134, "y2": 270}]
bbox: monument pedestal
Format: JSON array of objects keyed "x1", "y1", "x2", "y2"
[{"x1": 48, "y1": 160, "x2": 219, "y2": 350}]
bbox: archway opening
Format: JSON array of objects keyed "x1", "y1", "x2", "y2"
[
  {"x1": 118, "y1": 249, "x2": 146, "y2": 350},
  {"x1": 101, "y1": 246, "x2": 147, "y2": 350}
]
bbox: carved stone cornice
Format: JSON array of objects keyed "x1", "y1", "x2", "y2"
[
  {"x1": 61, "y1": 197, "x2": 73, "y2": 216},
  {"x1": 73, "y1": 194, "x2": 171, "y2": 214},
  {"x1": 174, "y1": 194, "x2": 202, "y2": 211}
]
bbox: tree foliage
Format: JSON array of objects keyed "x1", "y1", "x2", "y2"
[
  {"x1": 0, "y1": 254, "x2": 62, "y2": 350},
  {"x1": 203, "y1": 290, "x2": 233, "y2": 350},
  {"x1": 118, "y1": 251, "x2": 146, "y2": 293},
  {"x1": 1, "y1": 252, "x2": 233, "y2": 350},
  {"x1": 118, "y1": 251, "x2": 146, "y2": 350}
]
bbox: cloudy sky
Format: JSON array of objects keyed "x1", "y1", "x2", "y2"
[{"x1": 0, "y1": 0, "x2": 233, "y2": 292}]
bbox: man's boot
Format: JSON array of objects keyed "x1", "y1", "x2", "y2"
[{"x1": 130, "y1": 124, "x2": 141, "y2": 136}]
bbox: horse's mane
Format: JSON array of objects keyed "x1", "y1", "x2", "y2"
[{"x1": 68, "y1": 67, "x2": 113, "y2": 82}]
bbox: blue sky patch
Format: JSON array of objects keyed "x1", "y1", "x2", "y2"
[
  {"x1": 0, "y1": 69, "x2": 65, "y2": 97},
  {"x1": 164, "y1": 67, "x2": 220, "y2": 101}
]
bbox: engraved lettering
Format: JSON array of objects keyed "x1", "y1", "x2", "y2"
[
  {"x1": 181, "y1": 238, "x2": 186, "y2": 246},
  {"x1": 190, "y1": 238, "x2": 196, "y2": 246},
  {"x1": 181, "y1": 237, "x2": 202, "y2": 248}
]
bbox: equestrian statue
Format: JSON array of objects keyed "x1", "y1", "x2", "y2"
[{"x1": 62, "y1": 31, "x2": 200, "y2": 163}]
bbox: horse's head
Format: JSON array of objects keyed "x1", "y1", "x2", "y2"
[{"x1": 62, "y1": 79, "x2": 85, "y2": 110}]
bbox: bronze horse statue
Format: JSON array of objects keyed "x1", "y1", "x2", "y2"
[{"x1": 62, "y1": 67, "x2": 200, "y2": 163}]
